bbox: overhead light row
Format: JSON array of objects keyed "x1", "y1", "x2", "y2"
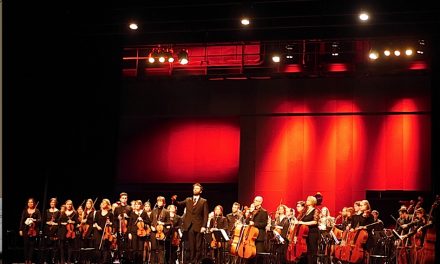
[
  {"x1": 147, "y1": 48, "x2": 189, "y2": 65},
  {"x1": 128, "y1": 11, "x2": 371, "y2": 31}
]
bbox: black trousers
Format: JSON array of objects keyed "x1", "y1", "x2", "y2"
[{"x1": 187, "y1": 224, "x2": 204, "y2": 264}]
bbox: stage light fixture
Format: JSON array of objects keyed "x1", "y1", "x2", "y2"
[
  {"x1": 369, "y1": 51, "x2": 379, "y2": 60},
  {"x1": 178, "y1": 49, "x2": 189, "y2": 65},
  {"x1": 394, "y1": 50, "x2": 401, "y2": 56},
  {"x1": 417, "y1": 39, "x2": 425, "y2": 54},
  {"x1": 331, "y1": 42, "x2": 340, "y2": 56},
  {"x1": 359, "y1": 12, "x2": 369, "y2": 21},
  {"x1": 129, "y1": 23, "x2": 138, "y2": 30},
  {"x1": 384, "y1": 50, "x2": 391, "y2": 56},
  {"x1": 241, "y1": 18, "x2": 250, "y2": 25},
  {"x1": 272, "y1": 55, "x2": 281, "y2": 63},
  {"x1": 405, "y1": 49, "x2": 413, "y2": 56}
]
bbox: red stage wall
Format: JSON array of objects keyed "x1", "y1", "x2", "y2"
[
  {"x1": 253, "y1": 98, "x2": 431, "y2": 215},
  {"x1": 118, "y1": 118, "x2": 240, "y2": 183}
]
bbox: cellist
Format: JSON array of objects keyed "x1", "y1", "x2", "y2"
[
  {"x1": 294, "y1": 196, "x2": 319, "y2": 264},
  {"x1": 247, "y1": 196, "x2": 269, "y2": 262}
]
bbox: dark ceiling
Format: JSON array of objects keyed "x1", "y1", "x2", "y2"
[{"x1": 6, "y1": 0, "x2": 440, "y2": 45}]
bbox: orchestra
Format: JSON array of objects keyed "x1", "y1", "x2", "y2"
[{"x1": 15, "y1": 190, "x2": 438, "y2": 264}]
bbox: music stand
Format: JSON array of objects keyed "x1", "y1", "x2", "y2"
[{"x1": 212, "y1": 229, "x2": 230, "y2": 264}]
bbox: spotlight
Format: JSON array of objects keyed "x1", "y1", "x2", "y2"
[
  {"x1": 129, "y1": 23, "x2": 138, "y2": 30},
  {"x1": 394, "y1": 50, "x2": 401, "y2": 56},
  {"x1": 359, "y1": 12, "x2": 369, "y2": 21},
  {"x1": 241, "y1": 18, "x2": 250, "y2": 25},
  {"x1": 148, "y1": 57, "x2": 155, "y2": 63},
  {"x1": 384, "y1": 50, "x2": 391, "y2": 56},
  {"x1": 178, "y1": 49, "x2": 189, "y2": 65},
  {"x1": 405, "y1": 49, "x2": 413, "y2": 56},
  {"x1": 272, "y1": 55, "x2": 281, "y2": 63},
  {"x1": 369, "y1": 51, "x2": 379, "y2": 60}
]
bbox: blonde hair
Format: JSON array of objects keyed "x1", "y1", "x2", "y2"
[{"x1": 307, "y1": 196, "x2": 317, "y2": 206}]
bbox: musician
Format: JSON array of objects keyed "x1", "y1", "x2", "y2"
[
  {"x1": 318, "y1": 206, "x2": 335, "y2": 258},
  {"x1": 42, "y1": 197, "x2": 60, "y2": 264},
  {"x1": 172, "y1": 183, "x2": 209, "y2": 264},
  {"x1": 400, "y1": 207, "x2": 433, "y2": 247},
  {"x1": 77, "y1": 198, "x2": 96, "y2": 262},
  {"x1": 58, "y1": 199, "x2": 78, "y2": 264},
  {"x1": 207, "y1": 205, "x2": 228, "y2": 262},
  {"x1": 19, "y1": 197, "x2": 41, "y2": 264},
  {"x1": 272, "y1": 204, "x2": 289, "y2": 264},
  {"x1": 151, "y1": 196, "x2": 171, "y2": 264},
  {"x1": 168, "y1": 204, "x2": 183, "y2": 264},
  {"x1": 371, "y1": 210, "x2": 384, "y2": 231},
  {"x1": 93, "y1": 198, "x2": 114, "y2": 264},
  {"x1": 113, "y1": 192, "x2": 132, "y2": 261},
  {"x1": 295, "y1": 196, "x2": 319, "y2": 264},
  {"x1": 226, "y1": 202, "x2": 243, "y2": 237},
  {"x1": 144, "y1": 201, "x2": 153, "y2": 221},
  {"x1": 357, "y1": 200, "x2": 375, "y2": 241},
  {"x1": 248, "y1": 196, "x2": 269, "y2": 256},
  {"x1": 129, "y1": 200, "x2": 152, "y2": 264},
  {"x1": 395, "y1": 206, "x2": 412, "y2": 235}
]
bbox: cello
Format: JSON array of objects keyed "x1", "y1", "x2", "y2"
[
  {"x1": 236, "y1": 206, "x2": 259, "y2": 259},
  {"x1": 416, "y1": 195, "x2": 438, "y2": 264},
  {"x1": 230, "y1": 221, "x2": 244, "y2": 256},
  {"x1": 286, "y1": 213, "x2": 308, "y2": 262}
]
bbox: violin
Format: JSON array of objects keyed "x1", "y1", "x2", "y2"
[
  {"x1": 27, "y1": 219, "x2": 37, "y2": 237},
  {"x1": 137, "y1": 219, "x2": 150, "y2": 237},
  {"x1": 156, "y1": 224, "x2": 165, "y2": 240},
  {"x1": 120, "y1": 211, "x2": 128, "y2": 234},
  {"x1": 66, "y1": 222, "x2": 76, "y2": 239},
  {"x1": 103, "y1": 224, "x2": 114, "y2": 242},
  {"x1": 171, "y1": 229, "x2": 181, "y2": 246}
]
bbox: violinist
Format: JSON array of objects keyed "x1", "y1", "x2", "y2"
[
  {"x1": 58, "y1": 199, "x2": 78, "y2": 264},
  {"x1": 113, "y1": 192, "x2": 132, "y2": 261},
  {"x1": 295, "y1": 196, "x2": 319, "y2": 264},
  {"x1": 128, "y1": 200, "x2": 152, "y2": 264},
  {"x1": 42, "y1": 197, "x2": 60, "y2": 264},
  {"x1": 248, "y1": 196, "x2": 269, "y2": 257},
  {"x1": 318, "y1": 206, "x2": 335, "y2": 258},
  {"x1": 171, "y1": 183, "x2": 209, "y2": 264},
  {"x1": 144, "y1": 201, "x2": 153, "y2": 222},
  {"x1": 226, "y1": 202, "x2": 243, "y2": 237},
  {"x1": 168, "y1": 204, "x2": 183, "y2": 264},
  {"x1": 93, "y1": 198, "x2": 114, "y2": 263},
  {"x1": 208, "y1": 205, "x2": 228, "y2": 261},
  {"x1": 272, "y1": 204, "x2": 290, "y2": 264},
  {"x1": 80, "y1": 198, "x2": 96, "y2": 248},
  {"x1": 150, "y1": 196, "x2": 171, "y2": 264},
  {"x1": 19, "y1": 197, "x2": 41, "y2": 264}
]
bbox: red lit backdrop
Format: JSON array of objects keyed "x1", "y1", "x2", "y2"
[{"x1": 118, "y1": 118, "x2": 240, "y2": 183}]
